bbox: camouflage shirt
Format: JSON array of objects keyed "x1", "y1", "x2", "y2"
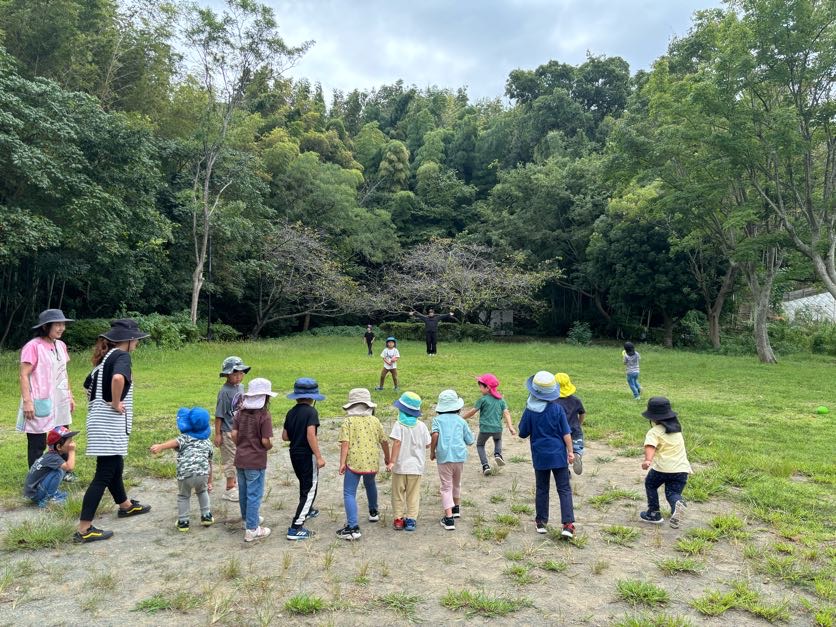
[{"x1": 175, "y1": 435, "x2": 213, "y2": 480}]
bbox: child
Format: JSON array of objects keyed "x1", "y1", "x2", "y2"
[
  {"x1": 518, "y1": 371, "x2": 576, "y2": 538},
  {"x1": 215, "y1": 356, "x2": 251, "y2": 502},
  {"x1": 462, "y1": 374, "x2": 515, "y2": 475},
  {"x1": 363, "y1": 325, "x2": 375, "y2": 357},
  {"x1": 336, "y1": 388, "x2": 390, "y2": 541},
  {"x1": 233, "y1": 378, "x2": 275, "y2": 542},
  {"x1": 283, "y1": 377, "x2": 326, "y2": 541},
  {"x1": 149, "y1": 407, "x2": 215, "y2": 532},
  {"x1": 375, "y1": 336, "x2": 399, "y2": 391},
  {"x1": 639, "y1": 396, "x2": 692, "y2": 529},
  {"x1": 23, "y1": 426, "x2": 77, "y2": 507},
  {"x1": 555, "y1": 373, "x2": 586, "y2": 475},
  {"x1": 623, "y1": 342, "x2": 641, "y2": 400},
  {"x1": 431, "y1": 389, "x2": 474, "y2": 531},
  {"x1": 387, "y1": 392, "x2": 430, "y2": 531}
]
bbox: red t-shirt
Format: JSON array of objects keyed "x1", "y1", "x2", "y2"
[{"x1": 233, "y1": 408, "x2": 273, "y2": 469}]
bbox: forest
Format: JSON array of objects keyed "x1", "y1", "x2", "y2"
[{"x1": 0, "y1": 0, "x2": 834, "y2": 362}]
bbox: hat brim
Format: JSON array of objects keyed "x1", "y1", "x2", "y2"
[
  {"x1": 100, "y1": 331, "x2": 151, "y2": 342},
  {"x1": 393, "y1": 399, "x2": 421, "y2": 417},
  {"x1": 244, "y1": 390, "x2": 277, "y2": 398},
  {"x1": 343, "y1": 400, "x2": 377, "y2": 410},
  {"x1": 220, "y1": 366, "x2": 251, "y2": 377},
  {"x1": 288, "y1": 392, "x2": 325, "y2": 400},
  {"x1": 436, "y1": 398, "x2": 465, "y2": 413},
  {"x1": 559, "y1": 383, "x2": 577, "y2": 398},
  {"x1": 526, "y1": 375, "x2": 561, "y2": 401},
  {"x1": 642, "y1": 410, "x2": 678, "y2": 421},
  {"x1": 32, "y1": 318, "x2": 74, "y2": 329}
]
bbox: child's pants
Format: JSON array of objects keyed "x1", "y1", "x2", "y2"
[
  {"x1": 343, "y1": 470, "x2": 378, "y2": 527},
  {"x1": 627, "y1": 372, "x2": 641, "y2": 398},
  {"x1": 571, "y1": 430, "x2": 584, "y2": 456},
  {"x1": 645, "y1": 469, "x2": 688, "y2": 512},
  {"x1": 30, "y1": 468, "x2": 67, "y2": 507},
  {"x1": 237, "y1": 468, "x2": 265, "y2": 531},
  {"x1": 437, "y1": 462, "x2": 464, "y2": 511},
  {"x1": 178, "y1": 474, "x2": 211, "y2": 521},
  {"x1": 391, "y1": 473, "x2": 422, "y2": 519},
  {"x1": 476, "y1": 432, "x2": 502, "y2": 466},
  {"x1": 219, "y1": 432, "x2": 237, "y2": 479},
  {"x1": 534, "y1": 467, "x2": 574, "y2": 524},
  {"x1": 379, "y1": 368, "x2": 398, "y2": 388},
  {"x1": 290, "y1": 452, "x2": 319, "y2": 528}
]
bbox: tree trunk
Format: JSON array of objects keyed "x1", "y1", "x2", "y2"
[
  {"x1": 302, "y1": 313, "x2": 311, "y2": 331},
  {"x1": 707, "y1": 263, "x2": 739, "y2": 350},
  {"x1": 189, "y1": 265, "x2": 204, "y2": 325},
  {"x1": 661, "y1": 311, "x2": 674, "y2": 348},
  {"x1": 741, "y1": 255, "x2": 779, "y2": 364}
]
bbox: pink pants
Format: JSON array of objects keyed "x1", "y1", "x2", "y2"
[{"x1": 437, "y1": 462, "x2": 464, "y2": 510}]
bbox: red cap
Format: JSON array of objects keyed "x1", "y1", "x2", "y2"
[{"x1": 47, "y1": 425, "x2": 79, "y2": 446}]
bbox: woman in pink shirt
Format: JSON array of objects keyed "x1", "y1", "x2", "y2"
[{"x1": 18, "y1": 309, "x2": 76, "y2": 469}]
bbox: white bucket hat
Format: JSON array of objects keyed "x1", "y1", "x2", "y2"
[
  {"x1": 435, "y1": 389, "x2": 464, "y2": 413},
  {"x1": 242, "y1": 377, "x2": 277, "y2": 409}
]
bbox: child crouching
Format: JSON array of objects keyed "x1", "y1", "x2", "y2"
[
  {"x1": 150, "y1": 407, "x2": 214, "y2": 532},
  {"x1": 23, "y1": 426, "x2": 78, "y2": 507}
]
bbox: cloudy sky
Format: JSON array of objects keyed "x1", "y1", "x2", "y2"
[{"x1": 222, "y1": 0, "x2": 724, "y2": 101}]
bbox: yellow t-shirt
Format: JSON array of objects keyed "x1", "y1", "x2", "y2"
[
  {"x1": 644, "y1": 424, "x2": 692, "y2": 473},
  {"x1": 338, "y1": 414, "x2": 386, "y2": 473}
]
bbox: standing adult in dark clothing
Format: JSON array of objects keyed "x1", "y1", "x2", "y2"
[
  {"x1": 363, "y1": 325, "x2": 375, "y2": 357},
  {"x1": 410, "y1": 309, "x2": 456, "y2": 355}
]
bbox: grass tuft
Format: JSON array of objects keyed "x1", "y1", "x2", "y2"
[
  {"x1": 440, "y1": 589, "x2": 533, "y2": 617},
  {"x1": 2, "y1": 516, "x2": 75, "y2": 551},
  {"x1": 612, "y1": 613, "x2": 695, "y2": 627},
  {"x1": 657, "y1": 557, "x2": 702, "y2": 575},
  {"x1": 133, "y1": 592, "x2": 202, "y2": 614},
  {"x1": 284, "y1": 593, "x2": 326, "y2": 615},
  {"x1": 540, "y1": 559, "x2": 568, "y2": 573},
  {"x1": 602, "y1": 525, "x2": 641, "y2": 546},
  {"x1": 616, "y1": 580, "x2": 670, "y2": 607},
  {"x1": 675, "y1": 537, "x2": 711, "y2": 556},
  {"x1": 510, "y1": 503, "x2": 534, "y2": 515},
  {"x1": 377, "y1": 592, "x2": 422, "y2": 620},
  {"x1": 504, "y1": 564, "x2": 537, "y2": 585},
  {"x1": 588, "y1": 487, "x2": 642, "y2": 510}
]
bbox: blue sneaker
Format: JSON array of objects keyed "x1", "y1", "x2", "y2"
[
  {"x1": 404, "y1": 518, "x2": 416, "y2": 531},
  {"x1": 305, "y1": 509, "x2": 319, "y2": 519},
  {"x1": 286, "y1": 527, "x2": 313, "y2": 541}
]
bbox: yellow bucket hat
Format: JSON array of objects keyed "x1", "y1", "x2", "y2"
[{"x1": 555, "y1": 373, "x2": 576, "y2": 398}]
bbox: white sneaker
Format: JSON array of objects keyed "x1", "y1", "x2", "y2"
[
  {"x1": 242, "y1": 515, "x2": 265, "y2": 530},
  {"x1": 244, "y1": 526, "x2": 271, "y2": 542},
  {"x1": 669, "y1": 501, "x2": 687, "y2": 529},
  {"x1": 573, "y1": 454, "x2": 583, "y2": 475},
  {"x1": 222, "y1": 488, "x2": 239, "y2": 502}
]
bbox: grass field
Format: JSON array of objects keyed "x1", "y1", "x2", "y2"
[{"x1": 0, "y1": 337, "x2": 834, "y2": 624}]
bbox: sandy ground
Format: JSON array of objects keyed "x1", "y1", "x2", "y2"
[{"x1": 0, "y1": 419, "x2": 821, "y2": 626}]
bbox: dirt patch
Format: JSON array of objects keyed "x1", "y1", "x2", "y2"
[{"x1": 0, "y1": 425, "x2": 820, "y2": 625}]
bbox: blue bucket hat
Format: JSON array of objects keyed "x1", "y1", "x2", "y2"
[
  {"x1": 287, "y1": 377, "x2": 325, "y2": 400},
  {"x1": 177, "y1": 407, "x2": 211, "y2": 440},
  {"x1": 385, "y1": 336, "x2": 397, "y2": 346},
  {"x1": 526, "y1": 371, "x2": 561, "y2": 401},
  {"x1": 393, "y1": 391, "x2": 422, "y2": 417}
]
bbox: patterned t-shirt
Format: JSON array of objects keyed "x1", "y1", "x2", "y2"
[
  {"x1": 338, "y1": 414, "x2": 386, "y2": 473},
  {"x1": 175, "y1": 435, "x2": 213, "y2": 480}
]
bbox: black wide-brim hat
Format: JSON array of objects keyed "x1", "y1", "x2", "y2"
[
  {"x1": 100, "y1": 319, "x2": 150, "y2": 342},
  {"x1": 642, "y1": 396, "x2": 678, "y2": 421},
  {"x1": 32, "y1": 309, "x2": 74, "y2": 329}
]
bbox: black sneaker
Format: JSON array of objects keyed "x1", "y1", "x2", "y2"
[
  {"x1": 535, "y1": 520, "x2": 547, "y2": 534},
  {"x1": 305, "y1": 509, "x2": 320, "y2": 520},
  {"x1": 73, "y1": 525, "x2": 114, "y2": 543},
  {"x1": 368, "y1": 509, "x2": 380, "y2": 522},
  {"x1": 177, "y1": 519, "x2": 190, "y2": 532},
  {"x1": 201, "y1": 513, "x2": 215, "y2": 527},
  {"x1": 482, "y1": 464, "x2": 491, "y2": 476},
  {"x1": 640, "y1": 510, "x2": 664, "y2": 524},
  {"x1": 451, "y1": 505, "x2": 461, "y2": 518},
  {"x1": 440, "y1": 516, "x2": 455, "y2": 530},
  {"x1": 336, "y1": 525, "x2": 361, "y2": 540},
  {"x1": 118, "y1": 499, "x2": 151, "y2": 518},
  {"x1": 494, "y1": 453, "x2": 506, "y2": 467}
]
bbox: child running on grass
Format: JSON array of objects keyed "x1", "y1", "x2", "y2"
[
  {"x1": 639, "y1": 396, "x2": 692, "y2": 529},
  {"x1": 283, "y1": 378, "x2": 326, "y2": 541},
  {"x1": 234, "y1": 379, "x2": 275, "y2": 542},
  {"x1": 215, "y1": 356, "x2": 250, "y2": 503},
  {"x1": 555, "y1": 373, "x2": 586, "y2": 475},
  {"x1": 23, "y1": 426, "x2": 78, "y2": 508},
  {"x1": 336, "y1": 388, "x2": 390, "y2": 541},
  {"x1": 518, "y1": 371, "x2": 576, "y2": 538},
  {"x1": 375, "y1": 337, "x2": 400, "y2": 391},
  {"x1": 387, "y1": 392, "x2": 430, "y2": 531},
  {"x1": 462, "y1": 374, "x2": 515, "y2": 475},
  {"x1": 622, "y1": 342, "x2": 642, "y2": 400},
  {"x1": 150, "y1": 407, "x2": 214, "y2": 532},
  {"x1": 431, "y1": 389, "x2": 474, "y2": 531}
]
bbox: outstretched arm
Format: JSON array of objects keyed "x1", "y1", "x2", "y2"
[{"x1": 150, "y1": 438, "x2": 180, "y2": 455}]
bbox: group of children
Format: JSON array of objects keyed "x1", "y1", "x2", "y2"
[{"x1": 24, "y1": 342, "x2": 690, "y2": 544}]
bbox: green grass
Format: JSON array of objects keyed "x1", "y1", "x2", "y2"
[
  {"x1": 602, "y1": 525, "x2": 641, "y2": 546},
  {"x1": 440, "y1": 589, "x2": 533, "y2": 617},
  {"x1": 2, "y1": 516, "x2": 76, "y2": 551},
  {"x1": 0, "y1": 336, "x2": 833, "y2": 545},
  {"x1": 284, "y1": 593, "x2": 326, "y2": 615},
  {"x1": 613, "y1": 613, "x2": 695, "y2": 627},
  {"x1": 510, "y1": 503, "x2": 534, "y2": 515},
  {"x1": 588, "y1": 487, "x2": 642, "y2": 509},
  {"x1": 133, "y1": 591, "x2": 202, "y2": 614},
  {"x1": 676, "y1": 537, "x2": 712, "y2": 556},
  {"x1": 376, "y1": 592, "x2": 422, "y2": 620},
  {"x1": 616, "y1": 580, "x2": 670, "y2": 607},
  {"x1": 540, "y1": 559, "x2": 568, "y2": 572},
  {"x1": 690, "y1": 580, "x2": 789, "y2": 622},
  {"x1": 657, "y1": 557, "x2": 703, "y2": 575},
  {"x1": 489, "y1": 494, "x2": 506, "y2": 503},
  {"x1": 504, "y1": 564, "x2": 537, "y2": 585}
]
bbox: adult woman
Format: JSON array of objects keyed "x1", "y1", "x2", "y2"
[
  {"x1": 18, "y1": 309, "x2": 76, "y2": 470},
  {"x1": 75, "y1": 319, "x2": 152, "y2": 543}
]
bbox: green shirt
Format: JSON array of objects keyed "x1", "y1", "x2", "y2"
[{"x1": 475, "y1": 395, "x2": 508, "y2": 432}]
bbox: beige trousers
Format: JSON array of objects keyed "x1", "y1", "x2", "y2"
[{"x1": 391, "y1": 473, "x2": 422, "y2": 519}]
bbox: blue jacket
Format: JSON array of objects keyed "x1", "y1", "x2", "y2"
[{"x1": 518, "y1": 403, "x2": 571, "y2": 470}]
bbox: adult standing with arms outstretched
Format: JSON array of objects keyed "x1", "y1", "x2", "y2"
[
  {"x1": 18, "y1": 309, "x2": 76, "y2": 471},
  {"x1": 410, "y1": 308, "x2": 456, "y2": 356},
  {"x1": 75, "y1": 319, "x2": 152, "y2": 543}
]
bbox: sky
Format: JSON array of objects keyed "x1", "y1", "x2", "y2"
[{"x1": 214, "y1": 0, "x2": 724, "y2": 101}]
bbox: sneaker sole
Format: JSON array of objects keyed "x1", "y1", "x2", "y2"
[
  {"x1": 573, "y1": 458, "x2": 583, "y2": 475},
  {"x1": 440, "y1": 522, "x2": 455, "y2": 531},
  {"x1": 118, "y1": 507, "x2": 150, "y2": 518},
  {"x1": 494, "y1": 457, "x2": 506, "y2": 467},
  {"x1": 640, "y1": 517, "x2": 664, "y2": 525},
  {"x1": 201, "y1": 520, "x2": 214, "y2": 527},
  {"x1": 561, "y1": 531, "x2": 574, "y2": 539},
  {"x1": 221, "y1": 494, "x2": 239, "y2": 502},
  {"x1": 670, "y1": 502, "x2": 686, "y2": 528}
]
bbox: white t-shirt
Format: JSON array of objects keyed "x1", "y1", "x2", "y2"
[
  {"x1": 381, "y1": 347, "x2": 400, "y2": 370},
  {"x1": 389, "y1": 421, "x2": 431, "y2": 475}
]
